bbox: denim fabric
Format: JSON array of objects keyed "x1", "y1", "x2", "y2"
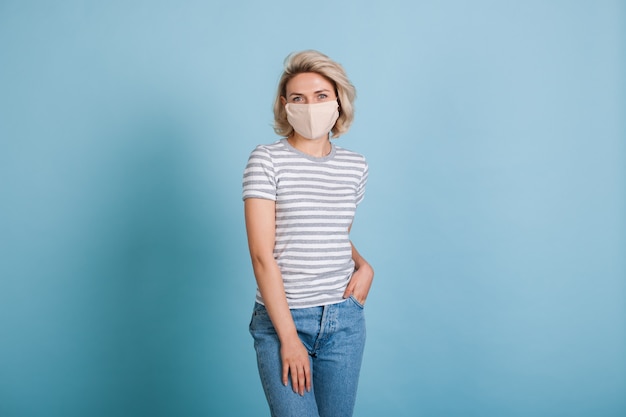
[{"x1": 249, "y1": 297, "x2": 366, "y2": 417}]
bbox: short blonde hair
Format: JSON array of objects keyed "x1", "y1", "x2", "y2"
[{"x1": 273, "y1": 50, "x2": 356, "y2": 138}]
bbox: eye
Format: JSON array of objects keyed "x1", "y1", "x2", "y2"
[
  {"x1": 318, "y1": 93, "x2": 328, "y2": 100},
  {"x1": 291, "y1": 96, "x2": 303, "y2": 102}
]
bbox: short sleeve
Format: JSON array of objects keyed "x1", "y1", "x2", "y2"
[
  {"x1": 242, "y1": 146, "x2": 277, "y2": 201},
  {"x1": 355, "y1": 158, "x2": 368, "y2": 206}
]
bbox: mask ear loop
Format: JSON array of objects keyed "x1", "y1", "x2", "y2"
[{"x1": 331, "y1": 97, "x2": 340, "y2": 139}]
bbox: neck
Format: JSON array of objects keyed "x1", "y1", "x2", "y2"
[{"x1": 287, "y1": 134, "x2": 331, "y2": 157}]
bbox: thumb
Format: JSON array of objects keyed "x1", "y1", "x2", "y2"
[{"x1": 343, "y1": 282, "x2": 354, "y2": 299}]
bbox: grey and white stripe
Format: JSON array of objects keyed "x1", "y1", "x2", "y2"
[{"x1": 243, "y1": 138, "x2": 368, "y2": 309}]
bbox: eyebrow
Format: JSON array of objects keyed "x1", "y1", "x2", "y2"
[{"x1": 288, "y1": 89, "x2": 332, "y2": 97}]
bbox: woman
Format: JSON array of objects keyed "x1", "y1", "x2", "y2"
[{"x1": 242, "y1": 50, "x2": 373, "y2": 417}]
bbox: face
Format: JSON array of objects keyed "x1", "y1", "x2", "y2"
[{"x1": 281, "y1": 72, "x2": 337, "y2": 105}]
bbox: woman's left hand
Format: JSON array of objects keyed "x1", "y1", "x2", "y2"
[{"x1": 343, "y1": 262, "x2": 374, "y2": 306}]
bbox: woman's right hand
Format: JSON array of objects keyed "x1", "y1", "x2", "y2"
[
  {"x1": 246, "y1": 198, "x2": 311, "y2": 395},
  {"x1": 280, "y1": 336, "x2": 311, "y2": 396}
]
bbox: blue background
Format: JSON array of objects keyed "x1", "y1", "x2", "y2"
[{"x1": 1, "y1": 1, "x2": 624, "y2": 416}]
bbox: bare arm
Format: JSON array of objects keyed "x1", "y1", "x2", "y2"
[
  {"x1": 244, "y1": 198, "x2": 311, "y2": 395},
  {"x1": 343, "y1": 226, "x2": 374, "y2": 305}
]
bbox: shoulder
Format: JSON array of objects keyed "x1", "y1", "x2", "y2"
[
  {"x1": 247, "y1": 140, "x2": 284, "y2": 160},
  {"x1": 248, "y1": 140, "x2": 287, "y2": 160},
  {"x1": 250, "y1": 140, "x2": 283, "y2": 153},
  {"x1": 334, "y1": 144, "x2": 367, "y2": 165}
]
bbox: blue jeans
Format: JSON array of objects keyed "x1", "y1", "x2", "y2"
[{"x1": 249, "y1": 297, "x2": 366, "y2": 417}]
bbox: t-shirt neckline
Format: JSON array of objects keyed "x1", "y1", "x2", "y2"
[{"x1": 280, "y1": 138, "x2": 336, "y2": 162}]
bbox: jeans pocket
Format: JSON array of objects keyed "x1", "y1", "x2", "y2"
[
  {"x1": 349, "y1": 295, "x2": 365, "y2": 309},
  {"x1": 249, "y1": 303, "x2": 276, "y2": 335}
]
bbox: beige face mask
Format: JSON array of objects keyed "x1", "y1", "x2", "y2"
[{"x1": 285, "y1": 100, "x2": 339, "y2": 140}]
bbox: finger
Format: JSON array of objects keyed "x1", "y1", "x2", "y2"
[
  {"x1": 304, "y1": 364, "x2": 312, "y2": 392},
  {"x1": 291, "y1": 365, "x2": 300, "y2": 394},
  {"x1": 297, "y1": 366, "x2": 306, "y2": 396},
  {"x1": 282, "y1": 361, "x2": 289, "y2": 386},
  {"x1": 343, "y1": 282, "x2": 354, "y2": 298}
]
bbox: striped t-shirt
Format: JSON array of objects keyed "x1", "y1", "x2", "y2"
[{"x1": 242, "y1": 138, "x2": 368, "y2": 309}]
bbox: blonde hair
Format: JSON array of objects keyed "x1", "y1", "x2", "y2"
[{"x1": 273, "y1": 50, "x2": 356, "y2": 138}]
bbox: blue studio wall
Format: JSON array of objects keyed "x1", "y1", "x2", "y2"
[{"x1": 1, "y1": 1, "x2": 624, "y2": 416}]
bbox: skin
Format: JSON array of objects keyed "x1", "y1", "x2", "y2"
[{"x1": 245, "y1": 72, "x2": 374, "y2": 396}]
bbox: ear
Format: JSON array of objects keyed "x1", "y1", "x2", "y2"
[{"x1": 280, "y1": 96, "x2": 287, "y2": 106}]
